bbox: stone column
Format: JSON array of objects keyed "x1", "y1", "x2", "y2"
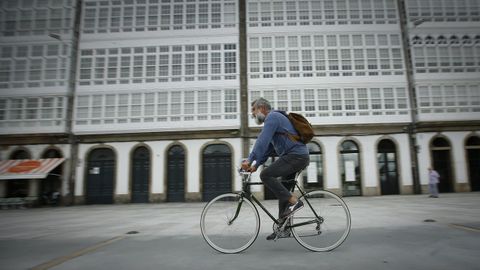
[
  {"x1": 0, "y1": 181, "x2": 6, "y2": 197},
  {"x1": 28, "y1": 179, "x2": 40, "y2": 197}
]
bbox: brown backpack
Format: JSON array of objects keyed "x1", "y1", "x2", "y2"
[{"x1": 279, "y1": 111, "x2": 315, "y2": 144}]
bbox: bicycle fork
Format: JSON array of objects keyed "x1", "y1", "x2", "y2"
[{"x1": 227, "y1": 196, "x2": 245, "y2": 225}]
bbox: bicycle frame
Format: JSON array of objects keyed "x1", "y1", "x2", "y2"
[{"x1": 230, "y1": 171, "x2": 322, "y2": 229}]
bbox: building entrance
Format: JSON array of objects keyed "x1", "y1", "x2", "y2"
[{"x1": 86, "y1": 148, "x2": 115, "y2": 204}]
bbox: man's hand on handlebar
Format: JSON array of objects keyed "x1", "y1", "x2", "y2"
[{"x1": 241, "y1": 160, "x2": 257, "y2": 172}]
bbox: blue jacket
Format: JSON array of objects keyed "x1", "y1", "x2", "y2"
[{"x1": 248, "y1": 110, "x2": 309, "y2": 166}]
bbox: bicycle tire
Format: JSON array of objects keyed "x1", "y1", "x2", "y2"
[
  {"x1": 290, "y1": 190, "x2": 351, "y2": 252},
  {"x1": 200, "y1": 193, "x2": 260, "y2": 254}
]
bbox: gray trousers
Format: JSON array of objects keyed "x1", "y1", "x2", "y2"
[
  {"x1": 260, "y1": 154, "x2": 310, "y2": 217},
  {"x1": 429, "y1": 183, "x2": 439, "y2": 197}
]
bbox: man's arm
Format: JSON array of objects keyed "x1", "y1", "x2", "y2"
[
  {"x1": 257, "y1": 143, "x2": 275, "y2": 165},
  {"x1": 247, "y1": 114, "x2": 279, "y2": 166}
]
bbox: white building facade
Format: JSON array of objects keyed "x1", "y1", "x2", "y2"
[{"x1": 0, "y1": 0, "x2": 479, "y2": 204}]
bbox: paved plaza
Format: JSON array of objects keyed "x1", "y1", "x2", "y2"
[{"x1": 0, "y1": 193, "x2": 479, "y2": 270}]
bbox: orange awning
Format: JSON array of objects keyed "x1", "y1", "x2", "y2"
[{"x1": 0, "y1": 158, "x2": 65, "y2": 180}]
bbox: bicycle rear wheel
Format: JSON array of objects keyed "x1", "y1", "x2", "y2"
[
  {"x1": 200, "y1": 193, "x2": 260, "y2": 254},
  {"x1": 290, "y1": 190, "x2": 351, "y2": 252}
]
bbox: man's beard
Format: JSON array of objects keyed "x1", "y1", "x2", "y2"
[{"x1": 255, "y1": 112, "x2": 266, "y2": 125}]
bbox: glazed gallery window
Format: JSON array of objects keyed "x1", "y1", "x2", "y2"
[
  {"x1": 0, "y1": 0, "x2": 75, "y2": 37},
  {"x1": 0, "y1": 44, "x2": 69, "y2": 89},
  {"x1": 78, "y1": 43, "x2": 237, "y2": 85},
  {"x1": 417, "y1": 84, "x2": 480, "y2": 114},
  {"x1": 411, "y1": 35, "x2": 480, "y2": 74},
  {"x1": 248, "y1": 34, "x2": 403, "y2": 79},
  {"x1": 406, "y1": 0, "x2": 480, "y2": 23},
  {"x1": 74, "y1": 89, "x2": 239, "y2": 125},
  {"x1": 250, "y1": 87, "x2": 409, "y2": 118},
  {"x1": 247, "y1": 0, "x2": 398, "y2": 27},
  {"x1": 81, "y1": 0, "x2": 237, "y2": 34},
  {"x1": 0, "y1": 96, "x2": 66, "y2": 129}
]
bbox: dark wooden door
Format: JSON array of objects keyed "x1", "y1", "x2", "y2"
[
  {"x1": 466, "y1": 136, "x2": 480, "y2": 192},
  {"x1": 341, "y1": 141, "x2": 362, "y2": 196},
  {"x1": 202, "y1": 144, "x2": 232, "y2": 202},
  {"x1": 467, "y1": 148, "x2": 480, "y2": 191},
  {"x1": 167, "y1": 145, "x2": 185, "y2": 202},
  {"x1": 378, "y1": 140, "x2": 399, "y2": 195},
  {"x1": 378, "y1": 152, "x2": 400, "y2": 195},
  {"x1": 131, "y1": 147, "x2": 150, "y2": 203},
  {"x1": 86, "y1": 148, "x2": 115, "y2": 204},
  {"x1": 432, "y1": 150, "x2": 453, "y2": 193}
]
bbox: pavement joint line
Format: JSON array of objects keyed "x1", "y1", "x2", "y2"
[
  {"x1": 448, "y1": 223, "x2": 480, "y2": 233},
  {"x1": 30, "y1": 235, "x2": 126, "y2": 270}
]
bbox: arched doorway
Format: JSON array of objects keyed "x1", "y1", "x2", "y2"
[
  {"x1": 10, "y1": 149, "x2": 30, "y2": 159},
  {"x1": 303, "y1": 142, "x2": 323, "y2": 190},
  {"x1": 86, "y1": 148, "x2": 115, "y2": 204},
  {"x1": 167, "y1": 145, "x2": 185, "y2": 202},
  {"x1": 7, "y1": 149, "x2": 31, "y2": 197},
  {"x1": 377, "y1": 139, "x2": 399, "y2": 195},
  {"x1": 202, "y1": 144, "x2": 232, "y2": 202},
  {"x1": 340, "y1": 140, "x2": 362, "y2": 196},
  {"x1": 430, "y1": 137, "x2": 454, "y2": 193},
  {"x1": 466, "y1": 136, "x2": 480, "y2": 191},
  {"x1": 41, "y1": 149, "x2": 63, "y2": 204},
  {"x1": 131, "y1": 146, "x2": 150, "y2": 203}
]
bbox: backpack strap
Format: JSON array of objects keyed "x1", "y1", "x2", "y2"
[
  {"x1": 285, "y1": 133, "x2": 302, "y2": 143},
  {"x1": 274, "y1": 110, "x2": 302, "y2": 143}
]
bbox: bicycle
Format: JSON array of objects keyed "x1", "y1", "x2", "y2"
[{"x1": 200, "y1": 167, "x2": 352, "y2": 254}]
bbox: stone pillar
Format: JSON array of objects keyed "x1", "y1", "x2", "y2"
[
  {"x1": 322, "y1": 137, "x2": 342, "y2": 195},
  {"x1": 28, "y1": 179, "x2": 40, "y2": 197},
  {"x1": 0, "y1": 181, "x2": 6, "y2": 197},
  {"x1": 360, "y1": 136, "x2": 381, "y2": 196}
]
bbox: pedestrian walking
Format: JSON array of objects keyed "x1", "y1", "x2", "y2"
[{"x1": 428, "y1": 167, "x2": 440, "y2": 198}]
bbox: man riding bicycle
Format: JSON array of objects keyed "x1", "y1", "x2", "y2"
[{"x1": 241, "y1": 98, "x2": 310, "y2": 240}]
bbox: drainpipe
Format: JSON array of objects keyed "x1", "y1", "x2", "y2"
[
  {"x1": 398, "y1": 0, "x2": 421, "y2": 194},
  {"x1": 50, "y1": 0, "x2": 82, "y2": 205},
  {"x1": 239, "y1": 0, "x2": 250, "y2": 159}
]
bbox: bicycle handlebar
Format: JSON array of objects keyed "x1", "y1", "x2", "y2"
[{"x1": 238, "y1": 160, "x2": 257, "y2": 174}]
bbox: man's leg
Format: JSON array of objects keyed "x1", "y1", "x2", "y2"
[
  {"x1": 278, "y1": 178, "x2": 295, "y2": 218},
  {"x1": 260, "y1": 155, "x2": 309, "y2": 215},
  {"x1": 262, "y1": 155, "x2": 308, "y2": 241}
]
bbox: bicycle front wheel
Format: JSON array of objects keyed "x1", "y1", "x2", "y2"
[
  {"x1": 200, "y1": 193, "x2": 260, "y2": 254},
  {"x1": 290, "y1": 190, "x2": 351, "y2": 252}
]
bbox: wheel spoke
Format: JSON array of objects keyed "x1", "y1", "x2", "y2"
[
  {"x1": 200, "y1": 193, "x2": 260, "y2": 253},
  {"x1": 291, "y1": 190, "x2": 351, "y2": 252}
]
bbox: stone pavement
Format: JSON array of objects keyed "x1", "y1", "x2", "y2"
[{"x1": 0, "y1": 193, "x2": 479, "y2": 270}]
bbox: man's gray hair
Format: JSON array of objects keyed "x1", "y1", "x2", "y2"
[{"x1": 251, "y1": 98, "x2": 272, "y2": 111}]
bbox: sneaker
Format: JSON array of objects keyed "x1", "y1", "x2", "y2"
[
  {"x1": 266, "y1": 232, "x2": 277, "y2": 241},
  {"x1": 266, "y1": 231, "x2": 291, "y2": 241},
  {"x1": 281, "y1": 200, "x2": 304, "y2": 219}
]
